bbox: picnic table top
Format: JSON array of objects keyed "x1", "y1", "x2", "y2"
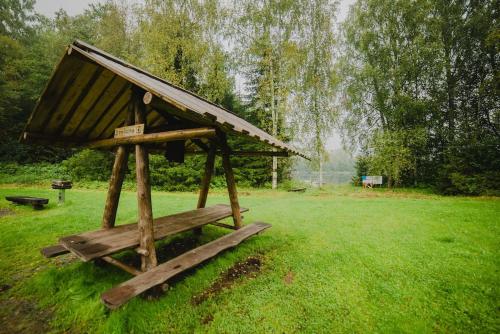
[{"x1": 59, "y1": 204, "x2": 248, "y2": 261}]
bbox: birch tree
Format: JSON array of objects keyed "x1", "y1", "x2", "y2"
[
  {"x1": 232, "y1": 0, "x2": 301, "y2": 189},
  {"x1": 294, "y1": 0, "x2": 338, "y2": 188}
]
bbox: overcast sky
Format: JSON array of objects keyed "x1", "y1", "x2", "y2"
[{"x1": 35, "y1": 0, "x2": 355, "y2": 21}]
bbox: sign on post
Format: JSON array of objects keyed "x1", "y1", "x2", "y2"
[
  {"x1": 114, "y1": 124, "x2": 144, "y2": 138},
  {"x1": 362, "y1": 175, "x2": 383, "y2": 188}
]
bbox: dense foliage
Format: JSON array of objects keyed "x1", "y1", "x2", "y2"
[{"x1": 342, "y1": 0, "x2": 499, "y2": 194}]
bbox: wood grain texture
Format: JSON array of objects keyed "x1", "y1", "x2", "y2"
[
  {"x1": 84, "y1": 127, "x2": 216, "y2": 149},
  {"x1": 101, "y1": 256, "x2": 141, "y2": 276},
  {"x1": 61, "y1": 67, "x2": 114, "y2": 137},
  {"x1": 101, "y1": 103, "x2": 134, "y2": 229},
  {"x1": 59, "y1": 204, "x2": 248, "y2": 261},
  {"x1": 101, "y1": 222, "x2": 271, "y2": 309},
  {"x1": 102, "y1": 125, "x2": 130, "y2": 229},
  {"x1": 220, "y1": 134, "x2": 243, "y2": 229},
  {"x1": 40, "y1": 244, "x2": 69, "y2": 258},
  {"x1": 134, "y1": 95, "x2": 157, "y2": 271},
  {"x1": 194, "y1": 143, "x2": 216, "y2": 235},
  {"x1": 197, "y1": 144, "x2": 216, "y2": 209}
]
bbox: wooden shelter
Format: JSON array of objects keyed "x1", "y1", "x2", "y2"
[{"x1": 24, "y1": 40, "x2": 307, "y2": 309}]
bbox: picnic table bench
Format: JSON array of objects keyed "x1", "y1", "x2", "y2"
[
  {"x1": 5, "y1": 196, "x2": 49, "y2": 210},
  {"x1": 44, "y1": 204, "x2": 248, "y2": 261}
]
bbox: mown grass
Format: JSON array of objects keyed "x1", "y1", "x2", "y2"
[{"x1": 0, "y1": 185, "x2": 498, "y2": 333}]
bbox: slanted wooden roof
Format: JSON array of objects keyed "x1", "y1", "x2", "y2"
[{"x1": 21, "y1": 40, "x2": 307, "y2": 159}]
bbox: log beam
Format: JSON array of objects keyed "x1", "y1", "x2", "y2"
[
  {"x1": 194, "y1": 143, "x2": 216, "y2": 235},
  {"x1": 134, "y1": 94, "x2": 157, "y2": 271},
  {"x1": 185, "y1": 150, "x2": 289, "y2": 157},
  {"x1": 219, "y1": 133, "x2": 242, "y2": 229},
  {"x1": 101, "y1": 256, "x2": 142, "y2": 276},
  {"x1": 101, "y1": 104, "x2": 134, "y2": 229},
  {"x1": 84, "y1": 127, "x2": 216, "y2": 149}
]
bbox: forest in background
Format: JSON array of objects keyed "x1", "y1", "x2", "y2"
[{"x1": 0, "y1": 0, "x2": 498, "y2": 194}]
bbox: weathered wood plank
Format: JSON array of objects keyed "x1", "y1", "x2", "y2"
[
  {"x1": 45, "y1": 62, "x2": 99, "y2": 134},
  {"x1": 61, "y1": 68, "x2": 116, "y2": 137},
  {"x1": 59, "y1": 204, "x2": 248, "y2": 261},
  {"x1": 74, "y1": 76, "x2": 128, "y2": 137},
  {"x1": 26, "y1": 53, "x2": 82, "y2": 132},
  {"x1": 41, "y1": 244, "x2": 69, "y2": 258},
  {"x1": 101, "y1": 222, "x2": 271, "y2": 309},
  {"x1": 89, "y1": 85, "x2": 132, "y2": 139},
  {"x1": 6, "y1": 196, "x2": 48, "y2": 209}
]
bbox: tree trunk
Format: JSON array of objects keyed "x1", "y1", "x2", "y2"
[
  {"x1": 270, "y1": 60, "x2": 278, "y2": 189},
  {"x1": 319, "y1": 156, "x2": 323, "y2": 188}
]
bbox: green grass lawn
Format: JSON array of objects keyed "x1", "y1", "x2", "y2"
[{"x1": 0, "y1": 185, "x2": 498, "y2": 333}]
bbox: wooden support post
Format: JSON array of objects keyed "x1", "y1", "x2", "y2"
[
  {"x1": 102, "y1": 104, "x2": 134, "y2": 229},
  {"x1": 219, "y1": 134, "x2": 242, "y2": 229},
  {"x1": 101, "y1": 256, "x2": 142, "y2": 276},
  {"x1": 194, "y1": 143, "x2": 216, "y2": 235},
  {"x1": 134, "y1": 93, "x2": 157, "y2": 271}
]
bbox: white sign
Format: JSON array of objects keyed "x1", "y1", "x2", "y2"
[{"x1": 363, "y1": 176, "x2": 383, "y2": 185}]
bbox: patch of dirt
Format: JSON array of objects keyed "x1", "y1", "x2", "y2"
[
  {"x1": 283, "y1": 271, "x2": 294, "y2": 285},
  {"x1": 0, "y1": 208, "x2": 14, "y2": 218},
  {"x1": 201, "y1": 313, "x2": 214, "y2": 325},
  {"x1": 437, "y1": 236, "x2": 455, "y2": 243},
  {"x1": 191, "y1": 255, "x2": 263, "y2": 306},
  {"x1": 0, "y1": 284, "x2": 12, "y2": 293},
  {"x1": 52, "y1": 254, "x2": 78, "y2": 267},
  {"x1": 0, "y1": 298, "x2": 53, "y2": 334}
]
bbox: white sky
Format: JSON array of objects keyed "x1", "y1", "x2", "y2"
[
  {"x1": 34, "y1": 0, "x2": 354, "y2": 152},
  {"x1": 35, "y1": 0, "x2": 355, "y2": 20}
]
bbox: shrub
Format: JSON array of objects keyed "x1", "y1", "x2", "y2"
[{"x1": 62, "y1": 149, "x2": 114, "y2": 181}]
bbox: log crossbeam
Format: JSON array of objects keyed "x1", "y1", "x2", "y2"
[
  {"x1": 101, "y1": 256, "x2": 141, "y2": 276},
  {"x1": 186, "y1": 150, "x2": 289, "y2": 157},
  {"x1": 85, "y1": 127, "x2": 216, "y2": 149}
]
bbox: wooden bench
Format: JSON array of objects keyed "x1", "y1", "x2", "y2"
[
  {"x1": 5, "y1": 196, "x2": 49, "y2": 210},
  {"x1": 41, "y1": 204, "x2": 270, "y2": 309},
  {"x1": 42, "y1": 204, "x2": 248, "y2": 261},
  {"x1": 102, "y1": 222, "x2": 271, "y2": 309},
  {"x1": 288, "y1": 187, "x2": 306, "y2": 193}
]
